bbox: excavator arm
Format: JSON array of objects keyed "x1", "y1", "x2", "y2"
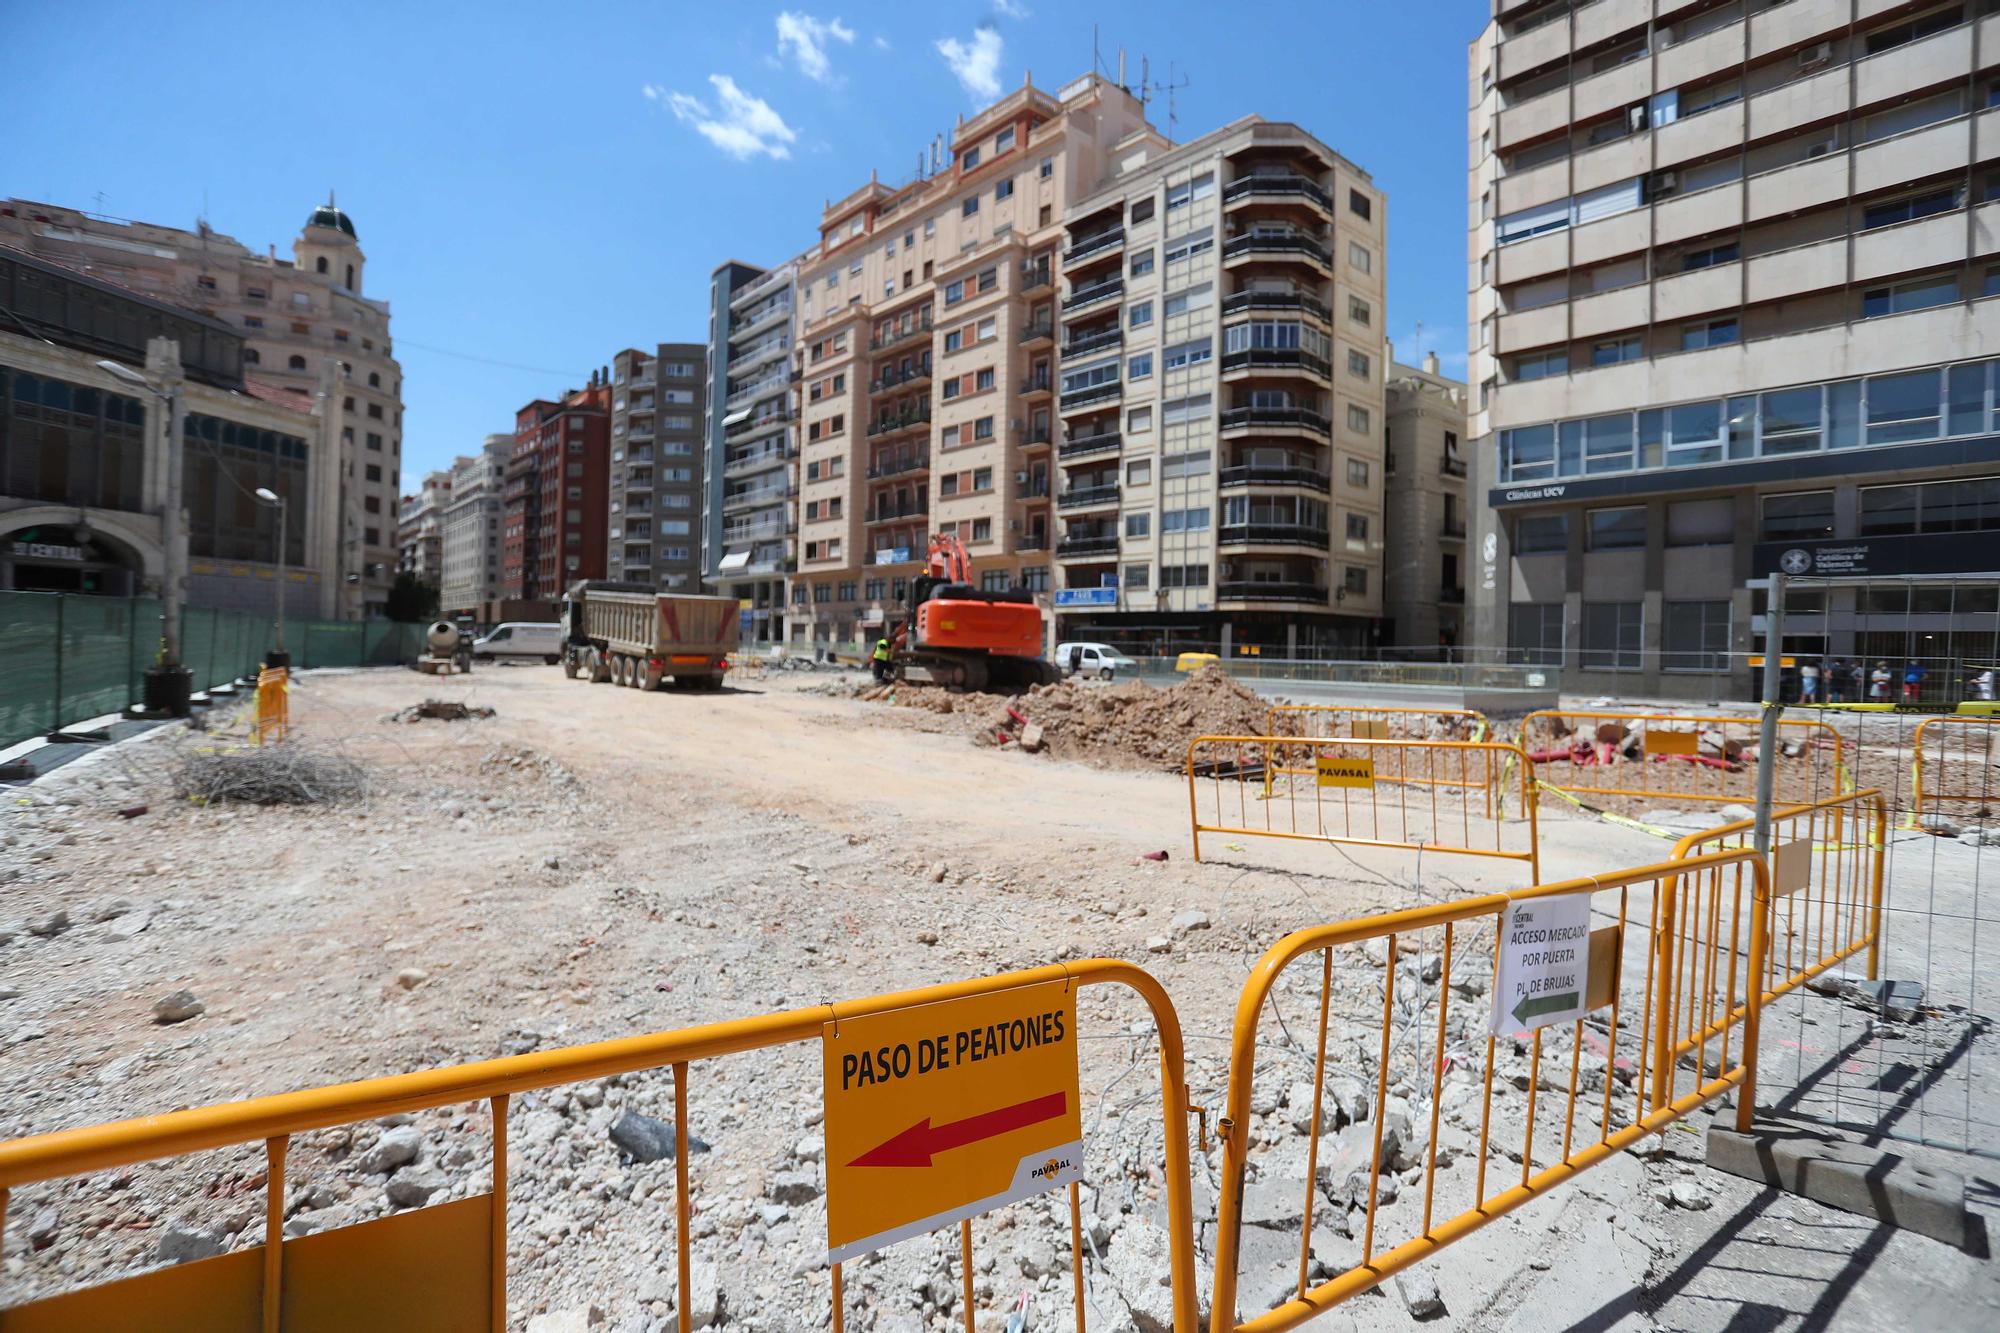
[{"x1": 925, "y1": 532, "x2": 974, "y2": 585}]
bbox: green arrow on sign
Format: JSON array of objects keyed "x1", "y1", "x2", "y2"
[{"x1": 1512, "y1": 991, "x2": 1580, "y2": 1026}]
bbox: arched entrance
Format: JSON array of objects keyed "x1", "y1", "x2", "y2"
[{"x1": 0, "y1": 522, "x2": 146, "y2": 595}]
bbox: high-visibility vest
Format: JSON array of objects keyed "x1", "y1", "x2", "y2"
[{"x1": 873, "y1": 640, "x2": 892, "y2": 662}]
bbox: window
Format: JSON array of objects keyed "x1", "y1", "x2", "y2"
[
  {"x1": 1161, "y1": 449, "x2": 1211, "y2": 478},
  {"x1": 1161, "y1": 395, "x2": 1212, "y2": 428},
  {"x1": 1682, "y1": 241, "x2": 1739, "y2": 271},
  {"x1": 1163, "y1": 284, "x2": 1213, "y2": 317},
  {"x1": 1128, "y1": 352, "x2": 1153, "y2": 381},
  {"x1": 1128, "y1": 301, "x2": 1154, "y2": 328},
  {"x1": 1863, "y1": 275, "x2": 1959, "y2": 318},
  {"x1": 1347, "y1": 242, "x2": 1372, "y2": 273},
  {"x1": 1681, "y1": 318, "x2": 1738, "y2": 351},
  {"x1": 1163, "y1": 233, "x2": 1213, "y2": 264},
  {"x1": 1162, "y1": 507, "x2": 1211, "y2": 532},
  {"x1": 1166, "y1": 173, "x2": 1214, "y2": 210},
  {"x1": 288, "y1": 355, "x2": 307, "y2": 370},
  {"x1": 963, "y1": 147, "x2": 981, "y2": 170},
  {"x1": 1060, "y1": 358, "x2": 1120, "y2": 397},
  {"x1": 1122, "y1": 563, "x2": 1150, "y2": 591},
  {"x1": 366, "y1": 431, "x2": 384, "y2": 451},
  {"x1": 1592, "y1": 336, "x2": 1642, "y2": 366},
  {"x1": 975, "y1": 367, "x2": 994, "y2": 391},
  {"x1": 995, "y1": 126, "x2": 1015, "y2": 153},
  {"x1": 1342, "y1": 566, "x2": 1368, "y2": 596},
  {"x1": 1130, "y1": 250, "x2": 1155, "y2": 278},
  {"x1": 1586, "y1": 506, "x2": 1646, "y2": 550},
  {"x1": 1661, "y1": 601, "x2": 1731, "y2": 672},
  {"x1": 1860, "y1": 484, "x2": 1920, "y2": 536},
  {"x1": 944, "y1": 329, "x2": 963, "y2": 352},
  {"x1": 365, "y1": 464, "x2": 382, "y2": 482},
  {"x1": 977, "y1": 266, "x2": 998, "y2": 293},
  {"x1": 1040, "y1": 157, "x2": 1053, "y2": 179},
  {"x1": 1345, "y1": 513, "x2": 1369, "y2": 545},
  {"x1": 972, "y1": 517, "x2": 992, "y2": 541},
  {"x1": 1340, "y1": 404, "x2": 1368, "y2": 434},
  {"x1": 1347, "y1": 296, "x2": 1371, "y2": 326},
  {"x1": 1163, "y1": 339, "x2": 1211, "y2": 370},
  {"x1": 1347, "y1": 458, "x2": 1369, "y2": 488},
  {"x1": 1514, "y1": 513, "x2": 1567, "y2": 554},
  {"x1": 1131, "y1": 197, "x2": 1155, "y2": 224},
  {"x1": 1510, "y1": 603, "x2": 1564, "y2": 665},
  {"x1": 995, "y1": 179, "x2": 1014, "y2": 202},
  {"x1": 944, "y1": 279, "x2": 966, "y2": 305},
  {"x1": 1347, "y1": 349, "x2": 1370, "y2": 378},
  {"x1": 972, "y1": 467, "x2": 993, "y2": 491},
  {"x1": 977, "y1": 316, "x2": 996, "y2": 342},
  {"x1": 1125, "y1": 513, "x2": 1152, "y2": 538},
  {"x1": 1760, "y1": 490, "x2": 1835, "y2": 541},
  {"x1": 1581, "y1": 602, "x2": 1643, "y2": 670},
  {"x1": 1127, "y1": 406, "x2": 1154, "y2": 433},
  {"x1": 971, "y1": 415, "x2": 994, "y2": 440},
  {"x1": 1513, "y1": 349, "x2": 1568, "y2": 382},
  {"x1": 1666, "y1": 498, "x2": 1733, "y2": 546},
  {"x1": 364, "y1": 526, "x2": 379, "y2": 545},
  {"x1": 1866, "y1": 369, "x2": 1943, "y2": 442},
  {"x1": 1127, "y1": 459, "x2": 1152, "y2": 486},
  {"x1": 962, "y1": 196, "x2": 980, "y2": 217},
  {"x1": 925, "y1": 219, "x2": 936, "y2": 237},
  {"x1": 1348, "y1": 189, "x2": 1372, "y2": 220},
  {"x1": 1160, "y1": 564, "x2": 1208, "y2": 588}
]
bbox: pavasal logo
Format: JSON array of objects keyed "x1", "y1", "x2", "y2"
[{"x1": 1030, "y1": 1155, "x2": 1073, "y2": 1181}]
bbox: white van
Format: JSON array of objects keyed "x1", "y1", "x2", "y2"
[
  {"x1": 1053, "y1": 641, "x2": 1139, "y2": 681},
  {"x1": 473, "y1": 622, "x2": 565, "y2": 664}
]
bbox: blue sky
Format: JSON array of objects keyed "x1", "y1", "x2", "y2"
[{"x1": 9, "y1": 0, "x2": 1489, "y2": 484}]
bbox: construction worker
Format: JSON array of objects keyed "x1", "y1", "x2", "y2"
[{"x1": 871, "y1": 636, "x2": 894, "y2": 683}]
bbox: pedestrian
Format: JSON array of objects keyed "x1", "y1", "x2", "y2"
[
  {"x1": 1871, "y1": 661, "x2": 1892, "y2": 701},
  {"x1": 1903, "y1": 661, "x2": 1926, "y2": 702},
  {"x1": 1800, "y1": 659, "x2": 1820, "y2": 704},
  {"x1": 1851, "y1": 660, "x2": 1867, "y2": 701},
  {"x1": 1975, "y1": 666, "x2": 1996, "y2": 701},
  {"x1": 1825, "y1": 659, "x2": 1844, "y2": 704},
  {"x1": 870, "y1": 636, "x2": 894, "y2": 683}
]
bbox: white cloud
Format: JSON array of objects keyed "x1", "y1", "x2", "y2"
[
  {"x1": 647, "y1": 76, "x2": 798, "y2": 162},
  {"x1": 936, "y1": 25, "x2": 1004, "y2": 101},
  {"x1": 994, "y1": 0, "x2": 1032, "y2": 17},
  {"x1": 872, "y1": 34, "x2": 891, "y2": 50},
  {"x1": 776, "y1": 12, "x2": 855, "y2": 85}
]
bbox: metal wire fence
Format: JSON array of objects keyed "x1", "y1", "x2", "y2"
[{"x1": 0, "y1": 591, "x2": 427, "y2": 751}]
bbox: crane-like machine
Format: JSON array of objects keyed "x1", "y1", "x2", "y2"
[{"x1": 887, "y1": 533, "x2": 1059, "y2": 690}]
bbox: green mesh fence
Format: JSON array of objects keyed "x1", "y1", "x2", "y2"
[{"x1": 0, "y1": 590, "x2": 427, "y2": 751}]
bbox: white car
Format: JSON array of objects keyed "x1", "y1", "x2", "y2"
[
  {"x1": 1053, "y1": 641, "x2": 1139, "y2": 681},
  {"x1": 472, "y1": 622, "x2": 565, "y2": 664}
]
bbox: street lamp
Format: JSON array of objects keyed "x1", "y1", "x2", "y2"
[
  {"x1": 96, "y1": 358, "x2": 191, "y2": 716},
  {"x1": 255, "y1": 487, "x2": 289, "y2": 668}
]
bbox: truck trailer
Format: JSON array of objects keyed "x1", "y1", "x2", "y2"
[{"x1": 561, "y1": 581, "x2": 740, "y2": 691}]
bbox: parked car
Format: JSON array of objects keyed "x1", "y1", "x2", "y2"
[
  {"x1": 1054, "y1": 641, "x2": 1139, "y2": 681},
  {"x1": 472, "y1": 622, "x2": 565, "y2": 664}
]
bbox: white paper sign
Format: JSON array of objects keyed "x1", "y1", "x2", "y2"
[{"x1": 1489, "y1": 892, "x2": 1594, "y2": 1037}]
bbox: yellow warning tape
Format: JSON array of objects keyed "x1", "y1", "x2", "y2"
[{"x1": 1533, "y1": 780, "x2": 1684, "y2": 840}]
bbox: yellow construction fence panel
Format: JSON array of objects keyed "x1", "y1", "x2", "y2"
[
  {"x1": 0, "y1": 1244, "x2": 261, "y2": 1332},
  {"x1": 281, "y1": 1193, "x2": 493, "y2": 1333}
]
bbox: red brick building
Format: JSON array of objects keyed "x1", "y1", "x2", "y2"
[{"x1": 501, "y1": 373, "x2": 611, "y2": 604}]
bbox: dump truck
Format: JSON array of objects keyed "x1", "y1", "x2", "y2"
[{"x1": 560, "y1": 581, "x2": 740, "y2": 691}]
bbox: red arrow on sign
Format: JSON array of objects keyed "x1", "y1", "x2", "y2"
[{"x1": 847, "y1": 1091, "x2": 1068, "y2": 1168}]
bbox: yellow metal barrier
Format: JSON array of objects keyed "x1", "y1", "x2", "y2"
[
  {"x1": 1188, "y1": 736, "x2": 1540, "y2": 880},
  {"x1": 0, "y1": 961, "x2": 1198, "y2": 1333},
  {"x1": 1263, "y1": 704, "x2": 1489, "y2": 745},
  {"x1": 1912, "y1": 715, "x2": 1999, "y2": 820},
  {"x1": 254, "y1": 667, "x2": 289, "y2": 744},
  {"x1": 1519, "y1": 710, "x2": 1850, "y2": 810},
  {"x1": 1667, "y1": 789, "x2": 1887, "y2": 1018},
  {"x1": 1208, "y1": 849, "x2": 1771, "y2": 1332}
]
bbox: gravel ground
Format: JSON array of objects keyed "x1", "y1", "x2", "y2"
[{"x1": 1, "y1": 664, "x2": 1993, "y2": 1332}]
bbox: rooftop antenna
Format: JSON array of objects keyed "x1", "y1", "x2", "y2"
[{"x1": 1133, "y1": 57, "x2": 1190, "y2": 145}]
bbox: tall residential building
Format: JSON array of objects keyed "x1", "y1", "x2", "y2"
[
  {"x1": 609, "y1": 344, "x2": 706, "y2": 591},
  {"x1": 1384, "y1": 351, "x2": 1469, "y2": 655},
  {"x1": 0, "y1": 196, "x2": 405, "y2": 619},
  {"x1": 1469, "y1": 0, "x2": 2000, "y2": 697},
  {"x1": 787, "y1": 75, "x2": 1157, "y2": 653},
  {"x1": 707, "y1": 259, "x2": 799, "y2": 646},
  {"x1": 440, "y1": 435, "x2": 510, "y2": 620},
  {"x1": 1051, "y1": 118, "x2": 1388, "y2": 655},
  {"x1": 396, "y1": 469, "x2": 451, "y2": 584},
  {"x1": 502, "y1": 376, "x2": 610, "y2": 609}
]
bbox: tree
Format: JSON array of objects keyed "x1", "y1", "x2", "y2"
[{"x1": 385, "y1": 572, "x2": 439, "y2": 623}]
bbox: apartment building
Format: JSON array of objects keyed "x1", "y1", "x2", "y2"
[
  {"x1": 0, "y1": 196, "x2": 404, "y2": 619},
  {"x1": 440, "y1": 435, "x2": 510, "y2": 621},
  {"x1": 396, "y1": 469, "x2": 451, "y2": 584},
  {"x1": 1051, "y1": 119, "x2": 1389, "y2": 656},
  {"x1": 1469, "y1": 0, "x2": 2000, "y2": 697},
  {"x1": 776, "y1": 76, "x2": 1160, "y2": 651},
  {"x1": 502, "y1": 376, "x2": 610, "y2": 610},
  {"x1": 707, "y1": 259, "x2": 799, "y2": 646},
  {"x1": 608, "y1": 344, "x2": 706, "y2": 590},
  {"x1": 1384, "y1": 352, "x2": 1470, "y2": 655}
]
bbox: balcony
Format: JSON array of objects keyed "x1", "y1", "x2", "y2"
[
  {"x1": 1022, "y1": 369, "x2": 1052, "y2": 395},
  {"x1": 1220, "y1": 348, "x2": 1331, "y2": 380},
  {"x1": 1222, "y1": 233, "x2": 1331, "y2": 268},
  {"x1": 1056, "y1": 535, "x2": 1119, "y2": 559},
  {"x1": 1058, "y1": 432, "x2": 1120, "y2": 460},
  {"x1": 1219, "y1": 465, "x2": 1330, "y2": 492},
  {"x1": 867, "y1": 449, "x2": 931, "y2": 479},
  {"x1": 1216, "y1": 581, "x2": 1328, "y2": 604},
  {"x1": 1441, "y1": 455, "x2": 1467, "y2": 479},
  {"x1": 1062, "y1": 278, "x2": 1124, "y2": 312},
  {"x1": 1441, "y1": 516, "x2": 1467, "y2": 539},
  {"x1": 1021, "y1": 424, "x2": 1053, "y2": 448},
  {"x1": 1218, "y1": 523, "x2": 1329, "y2": 549},
  {"x1": 1059, "y1": 382, "x2": 1122, "y2": 413},
  {"x1": 867, "y1": 501, "x2": 928, "y2": 524},
  {"x1": 871, "y1": 321, "x2": 934, "y2": 352},
  {"x1": 722, "y1": 516, "x2": 785, "y2": 543},
  {"x1": 1062, "y1": 327, "x2": 1122, "y2": 358},
  {"x1": 1013, "y1": 534, "x2": 1050, "y2": 553},
  {"x1": 723, "y1": 485, "x2": 788, "y2": 514},
  {"x1": 726, "y1": 374, "x2": 788, "y2": 411},
  {"x1": 1222, "y1": 175, "x2": 1333, "y2": 212},
  {"x1": 726, "y1": 447, "x2": 790, "y2": 477},
  {"x1": 1058, "y1": 483, "x2": 1120, "y2": 511},
  {"x1": 1063, "y1": 228, "x2": 1126, "y2": 267},
  {"x1": 870, "y1": 359, "x2": 933, "y2": 392},
  {"x1": 868, "y1": 405, "x2": 934, "y2": 437},
  {"x1": 727, "y1": 409, "x2": 791, "y2": 439},
  {"x1": 1018, "y1": 319, "x2": 1054, "y2": 345},
  {"x1": 1219, "y1": 406, "x2": 1330, "y2": 437},
  {"x1": 1440, "y1": 584, "x2": 1466, "y2": 604},
  {"x1": 1020, "y1": 264, "x2": 1053, "y2": 291},
  {"x1": 1220, "y1": 290, "x2": 1332, "y2": 323}
]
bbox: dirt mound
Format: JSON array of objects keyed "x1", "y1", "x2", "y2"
[{"x1": 984, "y1": 665, "x2": 1269, "y2": 770}]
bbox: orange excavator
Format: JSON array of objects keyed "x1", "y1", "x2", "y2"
[{"x1": 888, "y1": 533, "x2": 1059, "y2": 691}]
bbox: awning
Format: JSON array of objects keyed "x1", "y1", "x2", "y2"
[
  {"x1": 721, "y1": 408, "x2": 753, "y2": 428},
  {"x1": 718, "y1": 549, "x2": 752, "y2": 572}
]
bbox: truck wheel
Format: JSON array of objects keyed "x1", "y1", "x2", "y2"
[
  {"x1": 588, "y1": 649, "x2": 610, "y2": 683},
  {"x1": 612, "y1": 654, "x2": 629, "y2": 687},
  {"x1": 562, "y1": 653, "x2": 579, "y2": 680},
  {"x1": 641, "y1": 661, "x2": 663, "y2": 691},
  {"x1": 545, "y1": 654, "x2": 560, "y2": 666}
]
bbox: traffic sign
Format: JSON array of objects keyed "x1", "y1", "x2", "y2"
[
  {"x1": 1315, "y1": 755, "x2": 1375, "y2": 788},
  {"x1": 821, "y1": 979, "x2": 1082, "y2": 1264},
  {"x1": 1489, "y1": 892, "x2": 1595, "y2": 1036}
]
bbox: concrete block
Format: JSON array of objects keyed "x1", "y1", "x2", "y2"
[{"x1": 1706, "y1": 1117, "x2": 1970, "y2": 1250}]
